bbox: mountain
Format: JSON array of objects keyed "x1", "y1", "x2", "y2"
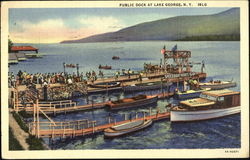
[{"x1": 61, "y1": 8, "x2": 240, "y2": 43}]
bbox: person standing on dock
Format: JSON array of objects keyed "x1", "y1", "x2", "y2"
[
  {"x1": 43, "y1": 80, "x2": 48, "y2": 101},
  {"x1": 128, "y1": 68, "x2": 131, "y2": 79}
]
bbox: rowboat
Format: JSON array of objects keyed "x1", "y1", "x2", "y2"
[
  {"x1": 124, "y1": 81, "x2": 173, "y2": 92},
  {"x1": 104, "y1": 119, "x2": 153, "y2": 137},
  {"x1": 112, "y1": 56, "x2": 120, "y2": 60},
  {"x1": 99, "y1": 65, "x2": 112, "y2": 69},
  {"x1": 107, "y1": 94, "x2": 158, "y2": 110},
  {"x1": 170, "y1": 89, "x2": 240, "y2": 122},
  {"x1": 174, "y1": 88, "x2": 211, "y2": 100},
  {"x1": 199, "y1": 80, "x2": 236, "y2": 90},
  {"x1": 89, "y1": 82, "x2": 121, "y2": 89}
]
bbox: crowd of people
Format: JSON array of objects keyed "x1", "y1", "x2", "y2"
[
  {"x1": 8, "y1": 70, "x2": 99, "y2": 87},
  {"x1": 8, "y1": 69, "x2": 142, "y2": 88}
]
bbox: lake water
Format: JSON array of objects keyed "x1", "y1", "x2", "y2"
[{"x1": 10, "y1": 41, "x2": 240, "y2": 149}]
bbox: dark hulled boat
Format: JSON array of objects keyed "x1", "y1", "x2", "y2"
[
  {"x1": 107, "y1": 94, "x2": 158, "y2": 110},
  {"x1": 89, "y1": 82, "x2": 121, "y2": 89},
  {"x1": 112, "y1": 56, "x2": 120, "y2": 60},
  {"x1": 99, "y1": 65, "x2": 112, "y2": 69},
  {"x1": 124, "y1": 81, "x2": 172, "y2": 92}
]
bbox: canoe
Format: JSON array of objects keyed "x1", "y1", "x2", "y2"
[
  {"x1": 108, "y1": 95, "x2": 158, "y2": 110},
  {"x1": 199, "y1": 80, "x2": 236, "y2": 90},
  {"x1": 104, "y1": 119, "x2": 153, "y2": 137},
  {"x1": 124, "y1": 81, "x2": 172, "y2": 92},
  {"x1": 89, "y1": 82, "x2": 121, "y2": 89}
]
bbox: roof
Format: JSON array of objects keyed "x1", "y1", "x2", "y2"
[
  {"x1": 11, "y1": 46, "x2": 38, "y2": 51},
  {"x1": 181, "y1": 98, "x2": 215, "y2": 107},
  {"x1": 202, "y1": 89, "x2": 240, "y2": 97}
]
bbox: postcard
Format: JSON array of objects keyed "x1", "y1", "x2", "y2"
[{"x1": 1, "y1": 0, "x2": 249, "y2": 159}]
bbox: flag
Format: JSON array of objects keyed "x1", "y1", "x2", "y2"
[
  {"x1": 171, "y1": 44, "x2": 177, "y2": 52},
  {"x1": 161, "y1": 45, "x2": 166, "y2": 54}
]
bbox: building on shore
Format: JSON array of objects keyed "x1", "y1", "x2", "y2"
[{"x1": 11, "y1": 46, "x2": 42, "y2": 58}]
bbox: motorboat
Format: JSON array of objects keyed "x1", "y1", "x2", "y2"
[{"x1": 170, "y1": 89, "x2": 240, "y2": 122}]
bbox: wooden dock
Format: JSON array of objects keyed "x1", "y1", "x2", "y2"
[
  {"x1": 16, "y1": 100, "x2": 108, "y2": 115},
  {"x1": 13, "y1": 71, "x2": 207, "y2": 92},
  {"x1": 29, "y1": 110, "x2": 170, "y2": 139},
  {"x1": 16, "y1": 92, "x2": 174, "y2": 115}
]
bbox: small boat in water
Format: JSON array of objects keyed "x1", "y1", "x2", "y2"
[
  {"x1": 99, "y1": 65, "x2": 112, "y2": 70},
  {"x1": 170, "y1": 89, "x2": 240, "y2": 122},
  {"x1": 175, "y1": 88, "x2": 211, "y2": 100},
  {"x1": 104, "y1": 119, "x2": 153, "y2": 137},
  {"x1": 107, "y1": 94, "x2": 158, "y2": 110},
  {"x1": 199, "y1": 80, "x2": 236, "y2": 90},
  {"x1": 124, "y1": 81, "x2": 173, "y2": 92},
  {"x1": 89, "y1": 82, "x2": 121, "y2": 89},
  {"x1": 112, "y1": 56, "x2": 120, "y2": 60}
]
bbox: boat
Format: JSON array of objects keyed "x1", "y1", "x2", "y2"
[
  {"x1": 89, "y1": 82, "x2": 121, "y2": 89},
  {"x1": 112, "y1": 56, "x2": 120, "y2": 60},
  {"x1": 174, "y1": 88, "x2": 211, "y2": 100},
  {"x1": 124, "y1": 81, "x2": 173, "y2": 92},
  {"x1": 107, "y1": 94, "x2": 158, "y2": 110},
  {"x1": 170, "y1": 89, "x2": 240, "y2": 122},
  {"x1": 99, "y1": 65, "x2": 112, "y2": 69},
  {"x1": 104, "y1": 119, "x2": 153, "y2": 137},
  {"x1": 199, "y1": 80, "x2": 236, "y2": 90}
]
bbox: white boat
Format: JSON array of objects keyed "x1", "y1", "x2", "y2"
[
  {"x1": 104, "y1": 119, "x2": 153, "y2": 137},
  {"x1": 199, "y1": 80, "x2": 236, "y2": 90},
  {"x1": 171, "y1": 89, "x2": 240, "y2": 122}
]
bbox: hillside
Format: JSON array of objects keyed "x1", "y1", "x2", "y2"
[{"x1": 61, "y1": 8, "x2": 240, "y2": 43}]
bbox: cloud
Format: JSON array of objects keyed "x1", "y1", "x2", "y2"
[
  {"x1": 79, "y1": 16, "x2": 124, "y2": 33},
  {"x1": 10, "y1": 16, "x2": 124, "y2": 43}
]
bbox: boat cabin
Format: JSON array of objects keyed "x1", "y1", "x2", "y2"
[{"x1": 177, "y1": 89, "x2": 240, "y2": 111}]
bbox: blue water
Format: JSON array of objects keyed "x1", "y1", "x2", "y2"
[{"x1": 10, "y1": 41, "x2": 240, "y2": 149}]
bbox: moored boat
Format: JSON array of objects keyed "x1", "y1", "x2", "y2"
[
  {"x1": 199, "y1": 80, "x2": 236, "y2": 90},
  {"x1": 104, "y1": 119, "x2": 153, "y2": 137},
  {"x1": 107, "y1": 94, "x2": 158, "y2": 110},
  {"x1": 99, "y1": 65, "x2": 112, "y2": 69},
  {"x1": 170, "y1": 89, "x2": 240, "y2": 122},
  {"x1": 174, "y1": 88, "x2": 211, "y2": 100},
  {"x1": 89, "y1": 82, "x2": 121, "y2": 89},
  {"x1": 112, "y1": 56, "x2": 120, "y2": 60},
  {"x1": 124, "y1": 81, "x2": 173, "y2": 92}
]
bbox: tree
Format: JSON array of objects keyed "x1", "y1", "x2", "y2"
[{"x1": 8, "y1": 38, "x2": 13, "y2": 53}]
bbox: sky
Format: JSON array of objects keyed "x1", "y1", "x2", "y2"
[{"x1": 9, "y1": 8, "x2": 230, "y2": 43}]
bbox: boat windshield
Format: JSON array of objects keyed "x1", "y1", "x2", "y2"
[{"x1": 200, "y1": 93, "x2": 217, "y2": 101}]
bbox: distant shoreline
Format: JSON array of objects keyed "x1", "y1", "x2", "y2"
[{"x1": 176, "y1": 34, "x2": 240, "y2": 41}]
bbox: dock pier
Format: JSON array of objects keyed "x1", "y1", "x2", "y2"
[{"x1": 29, "y1": 109, "x2": 170, "y2": 139}]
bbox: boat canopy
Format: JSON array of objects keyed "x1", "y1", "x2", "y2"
[
  {"x1": 202, "y1": 89, "x2": 240, "y2": 97},
  {"x1": 180, "y1": 98, "x2": 215, "y2": 107}
]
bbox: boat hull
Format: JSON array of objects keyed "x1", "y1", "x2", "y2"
[
  {"x1": 199, "y1": 82, "x2": 236, "y2": 90},
  {"x1": 109, "y1": 96, "x2": 158, "y2": 110},
  {"x1": 124, "y1": 82, "x2": 172, "y2": 92},
  {"x1": 175, "y1": 91, "x2": 202, "y2": 100},
  {"x1": 104, "y1": 120, "x2": 153, "y2": 137},
  {"x1": 89, "y1": 82, "x2": 120, "y2": 89},
  {"x1": 170, "y1": 106, "x2": 240, "y2": 122}
]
